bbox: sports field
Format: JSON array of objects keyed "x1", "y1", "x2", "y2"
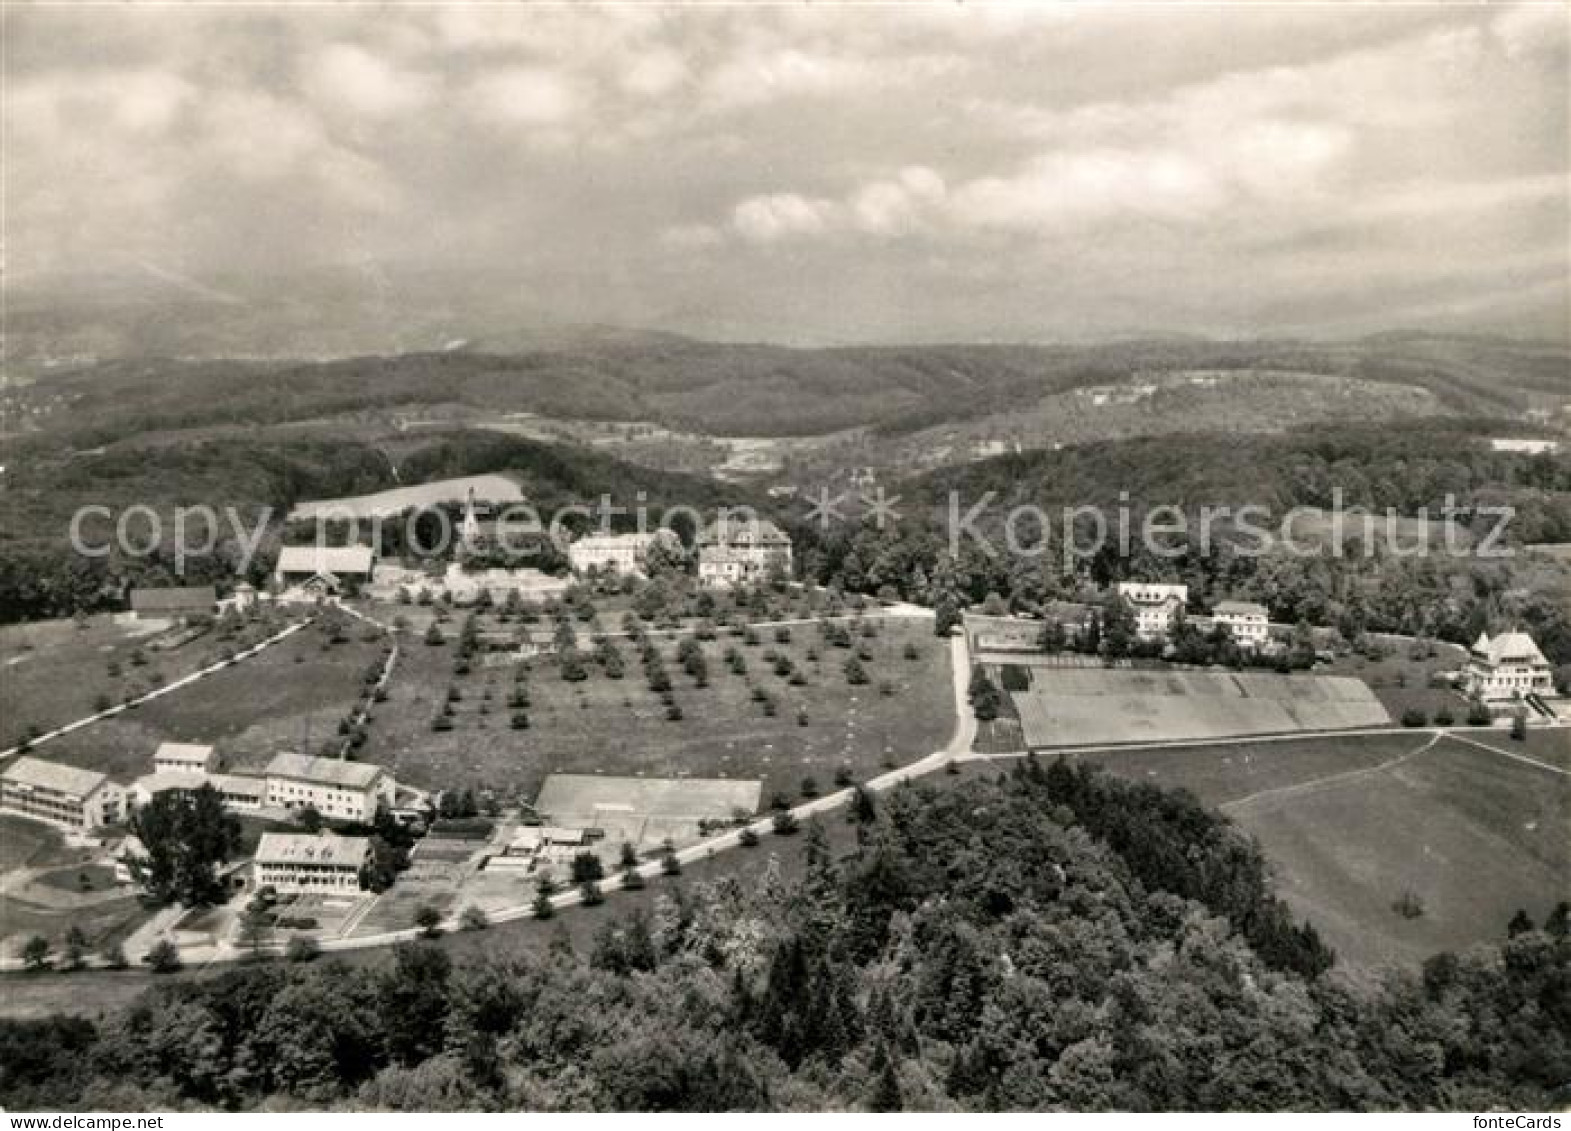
[
  {"x1": 1011, "y1": 668, "x2": 1389, "y2": 747},
  {"x1": 1079, "y1": 732, "x2": 1569, "y2": 971},
  {"x1": 534, "y1": 773, "x2": 762, "y2": 847}
]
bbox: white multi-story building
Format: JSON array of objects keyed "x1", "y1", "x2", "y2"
[
  {"x1": 153, "y1": 742, "x2": 218, "y2": 775},
  {"x1": 567, "y1": 530, "x2": 679, "y2": 576},
  {"x1": 696, "y1": 517, "x2": 793, "y2": 586},
  {"x1": 1212, "y1": 600, "x2": 1271, "y2": 649},
  {"x1": 264, "y1": 752, "x2": 395, "y2": 823},
  {"x1": 253, "y1": 832, "x2": 371, "y2": 894},
  {"x1": 1116, "y1": 582, "x2": 1189, "y2": 639},
  {"x1": 1464, "y1": 631, "x2": 1555, "y2": 702},
  {"x1": 0, "y1": 757, "x2": 123, "y2": 830}
]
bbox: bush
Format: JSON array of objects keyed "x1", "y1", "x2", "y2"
[
  {"x1": 145, "y1": 939, "x2": 182, "y2": 973},
  {"x1": 739, "y1": 826, "x2": 760, "y2": 847},
  {"x1": 580, "y1": 881, "x2": 604, "y2": 906},
  {"x1": 1433, "y1": 707, "x2": 1454, "y2": 726},
  {"x1": 459, "y1": 905, "x2": 490, "y2": 931},
  {"x1": 1392, "y1": 889, "x2": 1425, "y2": 919},
  {"x1": 1466, "y1": 700, "x2": 1494, "y2": 726},
  {"x1": 414, "y1": 904, "x2": 443, "y2": 938},
  {"x1": 285, "y1": 935, "x2": 321, "y2": 963},
  {"x1": 533, "y1": 891, "x2": 555, "y2": 920},
  {"x1": 772, "y1": 810, "x2": 800, "y2": 836},
  {"x1": 1400, "y1": 708, "x2": 1428, "y2": 727}
]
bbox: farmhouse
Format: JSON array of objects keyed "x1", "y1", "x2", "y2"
[
  {"x1": 253, "y1": 831, "x2": 370, "y2": 894},
  {"x1": 567, "y1": 529, "x2": 679, "y2": 576},
  {"x1": 128, "y1": 585, "x2": 216, "y2": 623},
  {"x1": 153, "y1": 741, "x2": 217, "y2": 775},
  {"x1": 1212, "y1": 600, "x2": 1271, "y2": 649},
  {"x1": 696, "y1": 517, "x2": 793, "y2": 586},
  {"x1": 1463, "y1": 631, "x2": 1555, "y2": 702},
  {"x1": 0, "y1": 756, "x2": 123, "y2": 830},
  {"x1": 274, "y1": 545, "x2": 376, "y2": 594},
  {"x1": 264, "y1": 752, "x2": 394, "y2": 822},
  {"x1": 1116, "y1": 582, "x2": 1189, "y2": 639}
]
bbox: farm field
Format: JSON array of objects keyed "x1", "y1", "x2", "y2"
[
  {"x1": 0, "y1": 613, "x2": 251, "y2": 748},
  {"x1": 288, "y1": 472, "x2": 525, "y2": 521},
  {"x1": 1008, "y1": 666, "x2": 1389, "y2": 747},
  {"x1": 35, "y1": 618, "x2": 385, "y2": 782},
  {"x1": 1079, "y1": 732, "x2": 1569, "y2": 971},
  {"x1": 360, "y1": 614, "x2": 953, "y2": 805}
]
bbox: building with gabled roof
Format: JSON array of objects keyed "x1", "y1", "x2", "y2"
[
  {"x1": 1464, "y1": 630, "x2": 1554, "y2": 702},
  {"x1": 0, "y1": 756, "x2": 124, "y2": 829},
  {"x1": 153, "y1": 742, "x2": 217, "y2": 775},
  {"x1": 274, "y1": 545, "x2": 376, "y2": 593},
  {"x1": 696, "y1": 516, "x2": 792, "y2": 586},
  {"x1": 264, "y1": 752, "x2": 394, "y2": 822},
  {"x1": 1212, "y1": 600, "x2": 1271, "y2": 649},
  {"x1": 253, "y1": 831, "x2": 371, "y2": 893},
  {"x1": 129, "y1": 586, "x2": 216, "y2": 622}
]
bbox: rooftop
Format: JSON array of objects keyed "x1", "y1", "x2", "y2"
[
  {"x1": 275, "y1": 544, "x2": 376, "y2": 576},
  {"x1": 264, "y1": 752, "x2": 385, "y2": 790},
  {"x1": 154, "y1": 741, "x2": 215, "y2": 766},
  {"x1": 255, "y1": 832, "x2": 371, "y2": 867},
  {"x1": 130, "y1": 586, "x2": 217, "y2": 612},
  {"x1": 1214, "y1": 600, "x2": 1269, "y2": 617},
  {"x1": 1472, "y1": 631, "x2": 1549, "y2": 667},
  {"x1": 1, "y1": 756, "x2": 110, "y2": 797}
]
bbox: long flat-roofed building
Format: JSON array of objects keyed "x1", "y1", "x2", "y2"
[
  {"x1": 253, "y1": 831, "x2": 371, "y2": 894},
  {"x1": 264, "y1": 752, "x2": 394, "y2": 822},
  {"x1": 0, "y1": 756, "x2": 123, "y2": 830},
  {"x1": 274, "y1": 545, "x2": 376, "y2": 593}
]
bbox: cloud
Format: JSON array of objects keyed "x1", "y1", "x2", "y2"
[
  {"x1": 731, "y1": 193, "x2": 837, "y2": 243},
  {"x1": 464, "y1": 67, "x2": 579, "y2": 127},
  {"x1": 309, "y1": 43, "x2": 434, "y2": 118}
]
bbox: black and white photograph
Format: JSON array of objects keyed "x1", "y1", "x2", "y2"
[{"x1": 0, "y1": 0, "x2": 1567, "y2": 1117}]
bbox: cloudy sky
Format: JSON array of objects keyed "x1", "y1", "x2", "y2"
[{"x1": 5, "y1": 2, "x2": 1568, "y2": 344}]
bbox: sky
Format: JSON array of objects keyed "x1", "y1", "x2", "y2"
[{"x1": 4, "y1": 1, "x2": 1568, "y2": 345}]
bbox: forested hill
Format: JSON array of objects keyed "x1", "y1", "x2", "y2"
[
  {"x1": 3, "y1": 762, "x2": 1566, "y2": 1111},
  {"x1": 0, "y1": 431, "x2": 746, "y2": 622},
  {"x1": 7, "y1": 333, "x2": 1566, "y2": 444},
  {"x1": 905, "y1": 420, "x2": 1571, "y2": 539}
]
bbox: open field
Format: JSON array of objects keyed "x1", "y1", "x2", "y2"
[
  {"x1": 1010, "y1": 667, "x2": 1389, "y2": 747},
  {"x1": 35, "y1": 620, "x2": 384, "y2": 782},
  {"x1": 361, "y1": 616, "x2": 952, "y2": 803},
  {"x1": 0, "y1": 891, "x2": 149, "y2": 961},
  {"x1": 1078, "y1": 732, "x2": 1569, "y2": 970},
  {"x1": 288, "y1": 472, "x2": 525, "y2": 520},
  {"x1": 0, "y1": 614, "x2": 241, "y2": 746},
  {"x1": 0, "y1": 814, "x2": 76, "y2": 873},
  {"x1": 1317, "y1": 639, "x2": 1472, "y2": 720}
]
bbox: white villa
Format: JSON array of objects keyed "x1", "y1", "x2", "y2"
[
  {"x1": 696, "y1": 517, "x2": 793, "y2": 586},
  {"x1": 253, "y1": 831, "x2": 371, "y2": 894},
  {"x1": 264, "y1": 752, "x2": 395, "y2": 823},
  {"x1": 1116, "y1": 582, "x2": 1189, "y2": 639},
  {"x1": 1463, "y1": 630, "x2": 1555, "y2": 702},
  {"x1": 0, "y1": 757, "x2": 124, "y2": 830},
  {"x1": 1212, "y1": 600, "x2": 1271, "y2": 649}
]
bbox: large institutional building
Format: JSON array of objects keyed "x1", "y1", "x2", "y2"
[
  {"x1": 0, "y1": 757, "x2": 124, "y2": 830},
  {"x1": 567, "y1": 530, "x2": 680, "y2": 576},
  {"x1": 253, "y1": 831, "x2": 371, "y2": 894},
  {"x1": 1116, "y1": 582, "x2": 1189, "y2": 639},
  {"x1": 696, "y1": 517, "x2": 793, "y2": 586},
  {"x1": 1463, "y1": 631, "x2": 1555, "y2": 702},
  {"x1": 263, "y1": 752, "x2": 394, "y2": 823},
  {"x1": 274, "y1": 545, "x2": 376, "y2": 593}
]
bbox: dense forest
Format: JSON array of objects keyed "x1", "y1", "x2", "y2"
[
  {"x1": 2, "y1": 763, "x2": 1565, "y2": 1111},
  {"x1": 786, "y1": 421, "x2": 1571, "y2": 674},
  {"x1": 7, "y1": 333, "x2": 1566, "y2": 447}
]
